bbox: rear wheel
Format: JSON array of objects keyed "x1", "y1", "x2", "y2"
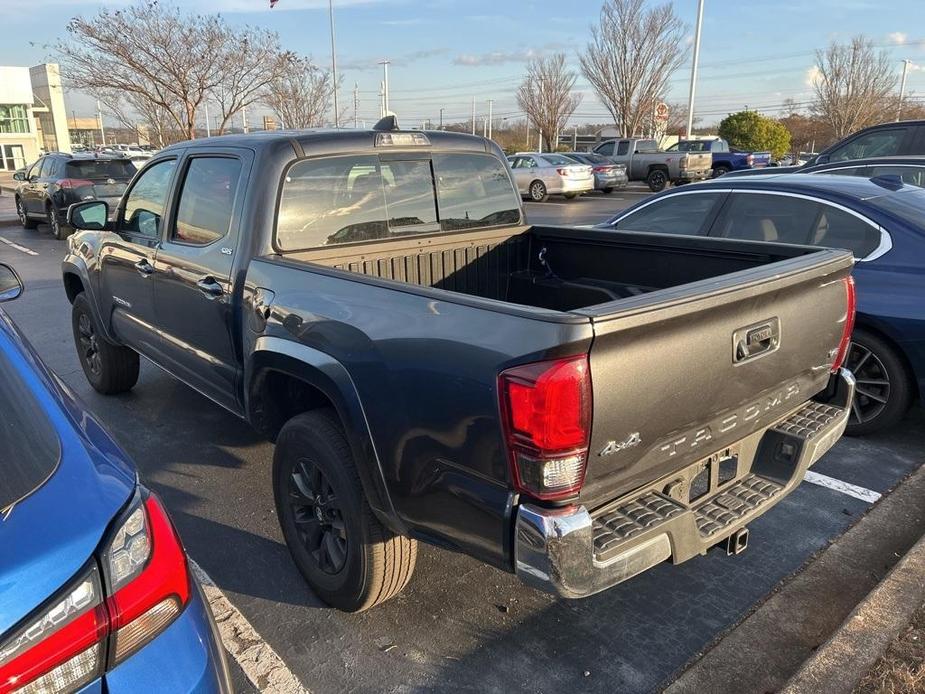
[
  {"x1": 563, "y1": 192, "x2": 578, "y2": 200},
  {"x1": 274, "y1": 409, "x2": 417, "y2": 612},
  {"x1": 46, "y1": 204, "x2": 71, "y2": 241},
  {"x1": 646, "y1": 169, "x2": 668, "y2": 192},
  {"x1": 713, "y1": 165, "x2": 731, "y2": 178},
  {"x1": 16, "y1": 197, "x2": 38, "y2": 229},
  {"x1": 528, "y1": 180, "x2": 548, "y2": 202},
  {"x1": 71, "y1": 292, "x2": 139, "y2": 394},
  {"x1": 601, "y1": 186, "x2": 614, "y2": 195},
  {"x1": 844, "y1": 327, "x2": 913, "y2": 436}
]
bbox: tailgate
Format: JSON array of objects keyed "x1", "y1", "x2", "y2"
[
  {"x1": 751, "y1": 151, "x2": 772, "y2": 167},
  {"x1": 577, "y1": 248, "x2": 853, "y2": 507},
  {"x1": 684, "y1": 152, "x2": 712, "y2": 170}
]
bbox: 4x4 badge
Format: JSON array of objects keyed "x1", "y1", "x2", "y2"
[{"x1": 600, "y1": 432, "x2": 642, "y2": 456}]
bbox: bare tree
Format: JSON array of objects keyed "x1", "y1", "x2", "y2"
[
  {"x1": 516, "y1": 54, "x2": 582, "y2": 151},
  {"x1": 812, "y1": 36, "x2": 897, "y2": 139},
  {"x1": 580, "y1": 0, "x2": 686, "y2": 137},
  {"x1": 212, "y1": 28, "x2": 288, "y2": 135},
  {"x1": 57, "y1": 1, "x2": 257, "y2": 141},
  {"x1": 263, "y1": 55, "x2": 335, "y2": 129}
]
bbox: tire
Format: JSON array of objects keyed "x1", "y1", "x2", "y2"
[
  {"x1": 601, "y1": 187, "x2": 614, "y2": 195},
  {"x1": 844, "y1": 327, "x2": 914, "y2": 436},
  {"x1": 274, "y1": 409, "x2": 418, "y2": 612},
  {"x1": 71, "y1": 292, "x2": 140, "y2": 394},
  {"x1": 563, "y1": 192, "x2": 578, "y2": 200},
  {"x1": 528, "y1": 180, "x2": 548, "y2": 202},
  {"x1": 46, "y1": 204, "x2": 72, "y2": 240},
  {"x1": 713, "y1": 165, "x2": 731, "y2": 178},
  {"x1": 646, "y1": 169, "x2": 668, "y2": 192},
  {"x1": 16, "y1": 197, "x2": 38, "y2": 229}
]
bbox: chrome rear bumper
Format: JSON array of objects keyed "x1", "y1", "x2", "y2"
[{"x1": 514, "y1": 368, "x2": 855, "y2": 598}]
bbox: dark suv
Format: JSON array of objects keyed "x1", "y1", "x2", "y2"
[{"x1": 13, "y1": 153, "x2": 137, "y2": 239}]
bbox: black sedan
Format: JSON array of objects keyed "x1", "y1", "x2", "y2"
[{"x1": 561, "y1": 152, "x2": 628, "y2": 194}]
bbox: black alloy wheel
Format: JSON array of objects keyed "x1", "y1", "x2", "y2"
[
  {"x1": 76, "y1": 311, "x2": 103, "y2": 379},
  {"x1": 288, "y1": 458, "x2": 348, "y2": 575}
]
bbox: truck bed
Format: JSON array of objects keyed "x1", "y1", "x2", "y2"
[{"x1": 284, "y1": 225, "x2": 820, "y2": 313}]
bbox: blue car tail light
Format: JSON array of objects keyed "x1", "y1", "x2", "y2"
[{"x1": 0, "y1": 491, "x2": 191, "y2": 692}]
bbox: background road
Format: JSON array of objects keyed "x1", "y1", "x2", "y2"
[{"x1": 0, "y1": 194, "x2": 922, "y2": 693}]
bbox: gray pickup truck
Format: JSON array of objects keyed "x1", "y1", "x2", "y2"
[
  {"x1": 61, "y1": 120, "x2": 856, "y2": 612},
  {"x1": 593, "y1": 137, "x2": 713, "y2": 191}
]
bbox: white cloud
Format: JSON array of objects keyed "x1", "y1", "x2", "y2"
[
  {"x1": 453, "y1": 42, "x2": 569, "y2": 67},
  {"x1": 804, "y1": 66, "x2": 823, "y2": 87},
  {"x1": 888, "y1": 32, "x2": 908, "y2": 45}
]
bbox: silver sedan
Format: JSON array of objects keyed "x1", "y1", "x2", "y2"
[{"x1": 507, "y1": 152, "x2": 594, "y2": 202}]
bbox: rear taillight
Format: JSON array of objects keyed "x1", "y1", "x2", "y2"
[
  {"x1": 592, "y1": 166, "x2": 609, "y2": 173},
  {"x1": 556, "y1": 167, "x2": 569, "y2": 176},
  {"x1": 499, "y1": 355, "x2": 592, "y2": 501},
  {"x1": 0, "y1": 567, "x2": 107, "y2": 694},
  {"x1": 831, "y1": 276, "x2": 857, "y2": 372},
  {"x1": 0, "y1": 492, "x2": 189, "y2": 693},
  {"x1": 58, "y1": 178, "x2": 94, "y2": 190}
]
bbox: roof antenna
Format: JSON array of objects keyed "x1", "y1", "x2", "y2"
[{"x1": 373, "y1": 115, "x2": 399, "y2": 131}]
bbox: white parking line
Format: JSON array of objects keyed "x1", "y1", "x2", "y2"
[
  {"x1": 190, "y1": 560, "x2": 308, "y2": 693},
  {"x1": 803, "y1": 471, "x2": 882, "y2": 503},
  {"x1": 0, "y1": 236, "x2": 38, "y2": 256}
]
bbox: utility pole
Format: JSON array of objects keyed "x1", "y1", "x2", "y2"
[
  {"x1": 329, "y1": 0, "x2": 339, "y2": 127},
  {"x1": 487, "y1": 99, "x2": 493, "y2": 140},
  {"x1": 242, "y1": 105, "x2": 249, "y2": 134},
  {"x1": 204, "y1": 102, "x2": 211, "y2": 138},
  {"x1": 685, "y1": 0, "x2": 705, "y2": 138},
  {"x1": 379, "y1": 60, "x2": 391, "y2": 115},
  {"x1": 573, "y1": 125, "x2": 577, "y2": 150},
  {"x1": 471, "y1": 97, "x2": 475, "y2": 135},
  {"x1": 898, "y1": 59, "x2": 912, "y2": 121},
  {"x1": 96, "y1": 99, "x2": 106, "y2": 146},
  {"x1": 439, "y1": 108, "x2": 444, "y2": 130},
  {"x1": 353, "y1": 83, "x2": 359, "y2": 128}
]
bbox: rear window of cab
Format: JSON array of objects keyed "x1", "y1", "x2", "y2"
[{"x1": 275, "y1": 152, "x2": 521, "y2": 250}]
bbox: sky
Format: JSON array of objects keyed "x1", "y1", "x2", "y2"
[{"x1": 3, "y1": 0, "x2": 925, "y2": 130}]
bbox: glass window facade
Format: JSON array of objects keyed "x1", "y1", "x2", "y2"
[{"x1": 0, "y1": 105, "x2": 31, "y2": 134}]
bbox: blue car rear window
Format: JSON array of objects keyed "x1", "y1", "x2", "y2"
[{"x1": 0, "y1": 351, "x2": 60, "y2": 514}]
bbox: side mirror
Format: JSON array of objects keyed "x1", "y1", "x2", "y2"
[
  {"x1": 814, "y1": 154, "x2": 829, "y2": 165},
  {"x1": 0, "y1": 263, "x2": 23, "y2": 303},
  {"x1": 67, "y1": 200, "x2": 110, "y2": 230},
  {"x1": 12, "y1": 171, "x2": 25, "y2": 181}
]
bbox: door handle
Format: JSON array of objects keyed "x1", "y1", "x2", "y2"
[
  {"x1": 196, "y1": 277, "x2": 223, "y2": 297},
  {"x1": 134, "y1": 259, "x2": 154, "y2": 276}
]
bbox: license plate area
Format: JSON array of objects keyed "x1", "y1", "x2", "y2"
[{"x1": 662, "y1": 446, "x2": 741, "y2": 506}]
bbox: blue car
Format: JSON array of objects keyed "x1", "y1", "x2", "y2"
[
  {"x1": 0, "y1": 263, "x2": 230, "y2": 693},
  {"x1": 600, "y1": 174, "x2": 925, "y2": 435}
]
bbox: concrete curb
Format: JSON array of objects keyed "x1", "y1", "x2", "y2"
[{"x1": 781, "y1": 533, "x2": 925, "y2": 694}]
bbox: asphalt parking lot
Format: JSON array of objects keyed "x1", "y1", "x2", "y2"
[{"x1": 0, "y1": 191, "x2": 922, "y2": 693}]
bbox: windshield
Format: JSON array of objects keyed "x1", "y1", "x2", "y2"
[
  {"x1": 276, "y1": 152, "x2": 521, "y2": 249},
  {"x1": 0, "y1": 342, "x2": 60, "y2": 513},
  {"x1": 867, "y1": 187, "x2": 925, "y2": 228},
  {"x1": 66, "y1": 159, "x2": 137, "y2": 180}
]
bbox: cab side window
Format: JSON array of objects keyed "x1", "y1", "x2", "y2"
[
  {"x1": 171, "y1": 157, "x2": 242, "y2": 245},
  {"x1": 596, "y1": 141, "x2": 615, "y2": 156},
  {"x1": 616, "y1": 141, "x2": 630, "y2": 156},
  {"x1": 121, "y1": 159, "x2": 177, "y2": 238}
]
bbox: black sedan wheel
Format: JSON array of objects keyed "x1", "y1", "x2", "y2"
[{"x1": 844, "y1": 328, "x2": 913, "y2": 436}]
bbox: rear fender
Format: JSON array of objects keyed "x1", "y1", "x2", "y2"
[{"x1": 246, "y1": 337, "x2": 403, "y2": 534}]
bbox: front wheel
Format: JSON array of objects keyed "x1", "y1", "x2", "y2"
[
  {"x1": 844, "y1": 328, "x2": 913, "y2": 436},
  {"x1": 17, "y1": 197, "x2": 38, "y2": 229},
  {"x1": 528, "y1": 180, "x2": 548, "y2": 202},
  {"x1": 646, "y1": 169, "x2": 668, "y2": 192},
  {"x1": 71, "y1": 293, "x2": 139, "y2": 394},
  {"x1": 274, "y1": 409, "x2": 418, "y2": 612}
]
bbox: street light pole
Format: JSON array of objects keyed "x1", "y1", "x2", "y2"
[
  {"x1": 897, "y1": 59, "x2": 912, "y2": 121},
  {"x1": 439, "y1": 108, "x2": 444, "y2": 130},
  {"x1": 487, "y1": 99, "x2": 493, "y2": 139},
  {"x1": 96, "y1": 100, "x2": 106, "y2": 146},
  {"x1": 379, "y1": 60, "x2": 391, "y2": 115},
  {"x1": 329, "y1": 0, "x2": 339, "y2": 127},
  {"x1": 685, "y1": 0, "x2": 705, "y2": 139},
  {"x1": 471, "y1": 97, "x2": 475, "y2": 135}
]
